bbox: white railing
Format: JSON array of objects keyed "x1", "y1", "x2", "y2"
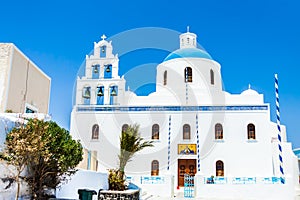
[{"x1": 204, "y1": 177, "x2": 284, "y2": 184}]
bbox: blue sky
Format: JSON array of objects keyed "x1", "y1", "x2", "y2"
[{"x1": 1, "y1": 0, "x2": 299, "y2": 148}]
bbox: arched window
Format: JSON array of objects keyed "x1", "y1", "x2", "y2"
[
  {"x1": 151, "y1": 160, "x2": 159, "y2": 176},
  {"x1": 183, "y1": 124, "x2": 191, "y2": 140},
  {"x1": 216, "y1": 160, "x2": 224, "y2": 176},
  {"x1": 122, "y1": 124, "x2": 128, "y2": 132},
  {"x1": 92, "y1": 124, "x2": 99, "y2": 140},
  {"x1": 152, "y1": 124, "x2": 159, "y2": 140},
  {"x1": 215, "y1": 123, "x2": 223, "y2": 140},
  {"x1": 184, "y1": 67, "x2": 192, "y2": 82},
  {"x1": 210, "y1": 69, "x2": 214, "y2": 85},
  {"x1": 82, "y1": 86, "x2": 91, "y2": 105},
  {"x1": 247, "y1": 123, "x2": 256, "y2": 140},
  {"x1": 163, "y1": 70, "x2": 167, "y2": 86}
]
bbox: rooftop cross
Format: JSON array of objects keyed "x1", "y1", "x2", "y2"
[
  {"x1": 187, "y1": 26, "x2": 190, "y2": 32},
  {"x1": 101, "y1": 34, "x2": 107, "y2": 40}
]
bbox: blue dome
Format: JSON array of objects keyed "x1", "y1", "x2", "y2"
[
  {"x1": 164, "y1": 48, "x2": 212, "y2": 62},
  {"x1": 293, "y1": 149, "x2": 300, "y2": 159}
]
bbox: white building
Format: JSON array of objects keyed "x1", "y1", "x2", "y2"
[
  {"x1": 70, "y1": 31, "x2": 299, "y2": 199},
  {"x1": 0, "y1": 43, "x2": 51, "y2": 114},
  {"x1": 0, "y1": 43, "x2": 51, "y2": 199}
]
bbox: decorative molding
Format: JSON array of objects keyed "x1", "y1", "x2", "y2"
[{"x1": 76, "y1": 105, "x2": 268, "y2": 112}]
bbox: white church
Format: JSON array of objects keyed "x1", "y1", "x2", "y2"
[{"x1": 70, "y1": 30, "x2": 299, "y2": 199}]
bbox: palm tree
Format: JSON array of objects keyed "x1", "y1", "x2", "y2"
[
  {"x1": 108, "y1": 124, "x2": 153, "y2": 190},
  {"x1": 119, "y1": 124, "x2": 153, "y2": 174},
  {"x1": 109, "y1": 124, "x2": 153, "y2": 190}
]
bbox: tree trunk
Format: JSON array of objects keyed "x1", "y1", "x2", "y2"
[{"x1": 15, "y1": 173, "x2": 20, "y2": 200}]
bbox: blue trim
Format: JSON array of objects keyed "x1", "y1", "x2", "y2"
[
  {"x1": 76, "y1": 105, "x2": 268, "y2": 112},
  {"x1": 87, "y1": 150, "x2": 91, "y2": 170}
]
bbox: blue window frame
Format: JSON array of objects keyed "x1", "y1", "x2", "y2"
[{"x1": 87, "y1": 150, "x2": 91, "y2": 170}]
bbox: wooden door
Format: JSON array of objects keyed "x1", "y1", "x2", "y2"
[{"x1": 178, "y1": 159, "x2": 196, "y2": 187}]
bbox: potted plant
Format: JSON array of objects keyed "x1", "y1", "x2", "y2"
[{"x1": 100, "y1": 124, "x2": 153, "y2": 199}]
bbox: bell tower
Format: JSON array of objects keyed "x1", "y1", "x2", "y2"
[
  {"x1": 76, "y1": 34, "x2": 125, "y2": 106},
  {"x1": 180, "y1": 26, "x2": 197, "y2": 49}
]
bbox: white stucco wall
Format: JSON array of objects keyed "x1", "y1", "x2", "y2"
[{"x1": 56, "y1": 169, "x2": 108, "y2": 200}]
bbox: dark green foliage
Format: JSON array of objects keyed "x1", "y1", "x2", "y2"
[{"x1": 2, "y1": 119, "x2": 83, "y2": 199}]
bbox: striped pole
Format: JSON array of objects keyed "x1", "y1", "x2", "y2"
[
  {"x1": 275, "y1": 74, "x2": 285, "y2": 184},
  {"x1": 167, "y1": 115, "x2": 171, "y2": 170},
  {"x1": 196, "y1": 114, "x2": 200, "y2": 172}
]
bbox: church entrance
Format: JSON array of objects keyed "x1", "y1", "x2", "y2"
[{"x1": 178, "y1": 159, "x2": 196, "y2": 187}]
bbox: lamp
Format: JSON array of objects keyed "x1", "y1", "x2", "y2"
[
  {"x1": 97, "y1": 87, "x2": 104, "y2": 96},
  {"x1": 110, "y1": 87, "x2": 117, "y2": 96},
  {"x1": 82, "y1": 88, "x2": 91, "y2": 98}
]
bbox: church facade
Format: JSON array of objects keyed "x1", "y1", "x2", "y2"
[{"x1": 70, "y1": 30, "x2": 299, "y2": 199}]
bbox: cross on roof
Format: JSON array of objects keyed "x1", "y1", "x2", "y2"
[
  {"x1": 101, "y1": 34, "x2": 107, "y2": 40},
  {"x1": 187, "y1": 26, "x2": 190, "y2": 32}
]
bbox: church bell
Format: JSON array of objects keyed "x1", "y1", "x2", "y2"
[
  {"x1": 105, "y1": 65, "x2": 111, "y2": 73},
  {"x1": 97, "y1": 87, "x2": 104, "y2": 96},
  {"x1": 110, "y1": 87, "x2": 117, "y2": 96},
  {"x1": 93, "y1": 65, "x2": 99, "y2": 73},
  {"x1": 82, "y1": 88, "x2": 91, "y2": 98}
]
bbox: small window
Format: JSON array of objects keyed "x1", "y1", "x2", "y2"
[
  {"x1": 152, "y1": 124, "x2": 159, "y2": 140},
  {"x1": 247, "y1": 124, "x2": 256, "y2": 140},
  {"x1": 183, "y1": 124, "x2": 191, "y2": 140},
  {"x1": 216, "y1": 160, "x2": 224, "y2": 176},
  {"x1": 210, "y1": 69, "x2": 214, "y2": 85},
  {"x1": 163, "y1": 70, "x2": 167, "y2": 86},
  {"x1": 122, "y1": 124, "x2": 129, "y2": 132},
  {"x1": 184, "y1": 67, "x2": 192, "y2": 82},
  {"x1": 151, "y1": 160, "x2": 159, "y2": 176},
  {"x1": 92, "y1": 124, "x2": 99, "y2": 140},
  {"x1": 25, "y1": 107, "x2": 36, "y2": 113},
  {"x1": 215, "y1": 123, "x2": 223, "y2": 140}
]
